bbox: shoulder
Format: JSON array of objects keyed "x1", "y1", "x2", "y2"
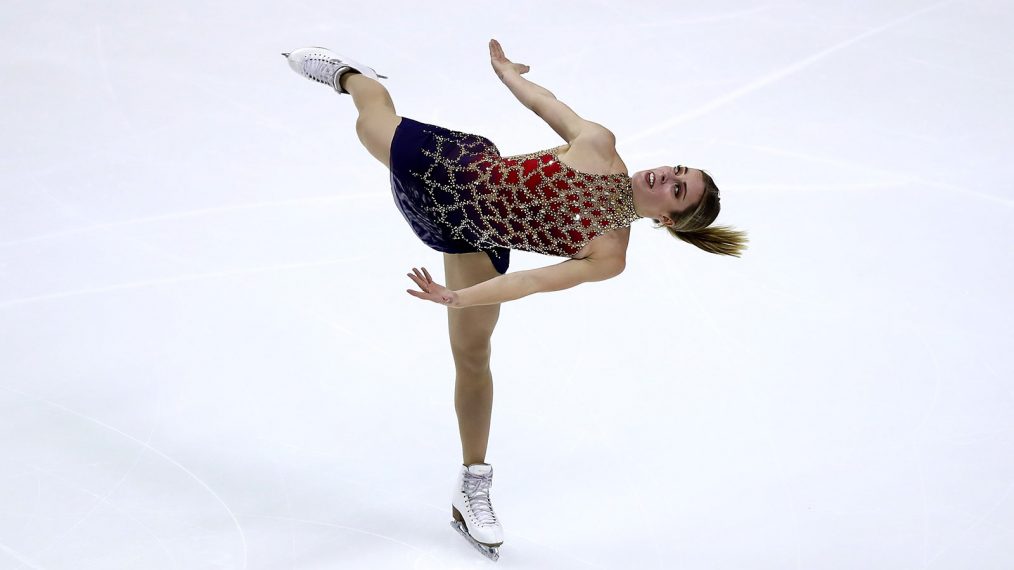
[
  {"x1": 573, "y1": 123, "x2": 624, "y2": 174},
  {"x1": 578, "y1": 122, "x2": 617, "y2": 149},
  {"x1": 560, "y1": 122, "x2": 620, "y2": 169}
]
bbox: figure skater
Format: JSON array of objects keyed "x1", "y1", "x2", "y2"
[{"x1": 283, "y1": 40, "x2": 747, "y2": 561}]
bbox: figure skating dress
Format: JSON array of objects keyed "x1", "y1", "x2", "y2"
[{"x1": 389, "y1": 116, "x2": 641, "y2": 274}]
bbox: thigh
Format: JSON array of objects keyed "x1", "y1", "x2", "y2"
[
  {"x1": 443, "y1": 252, "x2": 502, "y2": 356},
  {"x1": 356, "y1": 113, "x2": 402, "y2": 169}
]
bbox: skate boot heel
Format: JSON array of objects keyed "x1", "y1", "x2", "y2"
[{"x1": 282, "y1": 47, "x2": 388, "y2": 94}]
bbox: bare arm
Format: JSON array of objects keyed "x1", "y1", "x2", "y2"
[
  {"x1": 452, "y1": 257, "x2": 625, "y2": 308},
  {"x1": 489, "y1": 39, "x2": 605, "y2": 143},
  {"x1": 499, "y1": 68, "x2": 556, "y2": 108}
]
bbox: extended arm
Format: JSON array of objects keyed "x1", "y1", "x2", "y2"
[
  {"x1": 489, "y1": 39, "x2": 610, "y2": 144},
  {"x1": 499, "y1": 68, "x2": 556, "y2": 108},
  {"x1": 452, "y1": 257, "x2": 624, "y2": 308},
  {"x1": 406, "y1": 257, "x2": 624, "y2": 308}
]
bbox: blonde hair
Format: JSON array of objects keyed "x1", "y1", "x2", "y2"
[{"x1": 650, "y1": 169, "x2": 748, "y2": 257}]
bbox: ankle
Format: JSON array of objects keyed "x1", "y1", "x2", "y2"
[{"x1": 338, "y1": 70, "x2": 363, "y2": 92}]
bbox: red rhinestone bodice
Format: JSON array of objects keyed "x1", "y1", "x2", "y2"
[{"x1": 407, "y1": 128, "x2": 641, "y2": 260}]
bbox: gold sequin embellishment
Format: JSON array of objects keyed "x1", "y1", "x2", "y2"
[{"x1": 405, "y1": 126, "x2": 641, "y2": 260}]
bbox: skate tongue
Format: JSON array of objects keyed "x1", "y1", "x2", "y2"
[{"x1": 466, "y1": 463, "x2": 492, "y2": 476}]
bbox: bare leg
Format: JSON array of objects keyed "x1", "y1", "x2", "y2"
[
  {"x1": 444, "y1": 252, "x2": 502, "y2": 465},
  {"x1": 340, "y1": 72, "x2": 396, "y2": 112},
  {"x1": 340, "y1": 72, "x2": 402, "y2": 169},
  {"x1": 341, "y1": 73, "x2": 500, "y2": 462},
  {"x1": 342, "y1": 74, "x2": 499, "y2": 461}
]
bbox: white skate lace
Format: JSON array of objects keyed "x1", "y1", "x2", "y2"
[
  {"x1": 463, "y1": 473, "x2": 498, "y2": 526},
  {"x1": 301, "y1": 56, "x2": 347, "y2": 85}
]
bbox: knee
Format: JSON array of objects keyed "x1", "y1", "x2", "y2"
[
  {"x1": 355, "y1": 114, "x2": 399, "y2": 168},
  {"x1": 450, "y1": 340, "x2": 492, "y2": 374},
  {"x1": 354, "y1": 114, "x2": 376, "y2": 140},
  {"x1": 354, "y1": 118, "x2": 370, "y2": 147}
]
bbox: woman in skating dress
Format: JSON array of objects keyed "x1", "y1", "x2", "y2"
[{"x1": 283, "y1": 40, "x2": 747, "y2": 561}]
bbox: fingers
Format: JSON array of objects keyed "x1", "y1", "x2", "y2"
[
  {"x1": 408, "y1": 267, "x2": 438, "y2": 294},
  {"x1": 410, "y1": 266, "x2": 434, "y2": 285},
  {"x1": 407, "y1": 270, "x2": 427, "y2": 291},
  {"x1": 406, "y1": 268, "x2": 440, "y2": 303},
  {"x1": 489, "y1": 39, "x2": 504, "y2": 58},
  {"x1": 412, "y1": 267, "x2": 427, "y2": 284},
  {"x1": 407, "y1": 267, "x2": 454, "y2": 307}
]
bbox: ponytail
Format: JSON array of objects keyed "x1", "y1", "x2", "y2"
[{"x1": 666, "y1": 225, "x2": 748, "y2": 257}]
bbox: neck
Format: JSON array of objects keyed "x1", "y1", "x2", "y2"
[{"x1": 629, "y1": 175, "x2": 649, "y2": 219}]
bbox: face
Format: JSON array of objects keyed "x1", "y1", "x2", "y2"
[{"x1": 631, "y1": 165, "x2": 706, "y2": 225}]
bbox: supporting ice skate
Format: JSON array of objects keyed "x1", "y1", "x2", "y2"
[
  {"x1": 450, "y1": 463, "x2": 503, "y2": 561},
  {"x1": 281, "y1": 47, "x2": 388, "y2": 94}
]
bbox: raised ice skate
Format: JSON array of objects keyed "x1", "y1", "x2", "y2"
[{"x1": 282, "y1": 47, "x2": 388, "y2": 94}]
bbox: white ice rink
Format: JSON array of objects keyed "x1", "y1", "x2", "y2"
[{"x1": 2, "y1": 0, "x2": 1012, "y2": 568}]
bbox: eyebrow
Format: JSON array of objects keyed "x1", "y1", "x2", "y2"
[{"x1": 680, "y1": 168, "x2": 704, "y2": 200}]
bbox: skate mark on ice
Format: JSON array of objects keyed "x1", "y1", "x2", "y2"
[
  {"x1": 244, "y1": 514, "x2": 433, "y2": 557},
  {"x1": 30, "y1": 387, "x2": 171, "y2": 561},
  {"x1": 720, "y1": 141, "x2": 1013, "y2": 206},
  {"x1": 1, "y1": 386, "x2": 249, "y2": 569},
  {"x1": 619, "y1": 0, "x2": 959, "y2": 146},
  {"x1": 926, "y1": 476, "x2": 1014, "y2": 565},
  {"x1": 0, "y1": 256, "x2": 370, "y2": 310},
  {"x1": 0, "y1": 193, "x2": 383, "y2": 248},
  {"x1": 0, "y1": 540, "x2": 44, "y2": 570},
  {"x1": 26, "y1": 463, "x2": 177, "y2": 566}
]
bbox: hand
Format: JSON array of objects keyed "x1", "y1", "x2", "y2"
[
  {"x1": 406, "y1": 266, "x2": 459, "y2": 307},
  {"x1": 489, "y1": 38, "x2": 530, "y2": 81}
]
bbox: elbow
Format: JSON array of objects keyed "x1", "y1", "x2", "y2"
[{"x1": 600, "y1": 259, "x2": 625, "y2": 281}]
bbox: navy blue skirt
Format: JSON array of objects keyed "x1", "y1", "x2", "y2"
[{"x1": 389, "y1": 116, "x2": 510, "y2": 274}]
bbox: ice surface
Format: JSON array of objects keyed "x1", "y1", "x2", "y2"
[{"x1": 1, "y1": 0, "x2": 1012, "y2": 568}]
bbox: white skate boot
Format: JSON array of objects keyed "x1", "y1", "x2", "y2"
[
  {"x1": 281, "y1": 47, "x2": 388, "y2": 95},
  {"x1": 450, "y1": 463, "x2": 504, "y2": 561}
]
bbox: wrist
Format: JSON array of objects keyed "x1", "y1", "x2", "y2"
[
  {"x1": 498, "y1": 67, "x2": 522, "y2": 82},
  {"x1": 449, "y1": 290, "x2": 467, "y2": 309}
]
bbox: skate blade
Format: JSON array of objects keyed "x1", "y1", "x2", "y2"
[{"x1": 450, "y1": 520, "x2": 500, "y2": 561}]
